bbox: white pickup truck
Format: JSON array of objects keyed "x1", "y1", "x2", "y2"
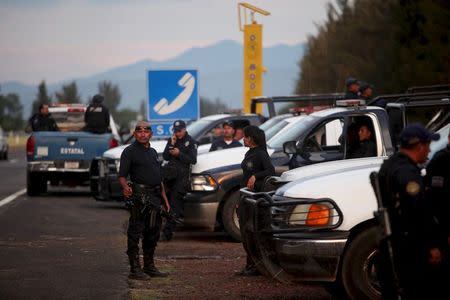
[{"x1": 239, "y1": 122, "x2": 449, "y2": 300}]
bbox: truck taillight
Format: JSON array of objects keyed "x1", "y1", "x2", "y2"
[
  {"x1": 109, "y1": 138, "x2": 119, "y2": 149},
  {"x1": 26, "y1": 136, "x2": 35, "y2": 157}
]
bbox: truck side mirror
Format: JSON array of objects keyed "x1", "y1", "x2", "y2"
[{"x1": 283, "y1": 141, "x2": 298, "y2": 155}]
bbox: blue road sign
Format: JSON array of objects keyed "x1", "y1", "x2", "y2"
[
  {"x1": 150, "y1": 122, "x2": 173, "y2": 138},
  {"x1": 148, "y1": 70, "x2": 199, "y2": 121}
]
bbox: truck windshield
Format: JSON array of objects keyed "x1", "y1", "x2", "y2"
[
  {"x1": 51, "y1": 111, "x2": 86, "y2": 132},
  {"x1": 267, "y1": 115, "x2": 319, "y2": 149}
]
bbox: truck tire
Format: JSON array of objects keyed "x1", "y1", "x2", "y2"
[
  {"x1": 27, "y1": 172, "x2": 47, "y2": 196},
  {"x1": 341, "y1": 226, "x2": 381, "y2": 300},
  {"x1": 222, "y1": 191, "x2": 242, "y2": 242}
]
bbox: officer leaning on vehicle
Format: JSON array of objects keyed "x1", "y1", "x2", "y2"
[
  {"x1": 161, "y1": 120, "x2": 198, "y2": 241},
  {"x1": 118, "y1": 120, "x2": 171, "y2": 280},
  {"x1": 209, "y1": 121, "x2": 242, "y2": 152},
  {"x1": 84, "y1": 94, "x2": 110, "y2": 134},
  {"x1": 376, "y1": 123, "x2": 443, "y2": 299}
]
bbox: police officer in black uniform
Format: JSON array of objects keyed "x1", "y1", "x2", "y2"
[
  {"x1": 236, "y1": 125, "x2": 275, "y2": 276},
  {"x1": 377, "y1": 123, "x2": 441, "y2": 299},
  {"x1": 209, "y1": 121, "x2": 242, "y2": 152},
  {"x1": 161, "y1": 120, "x2": 198, "y2": 241},
  {"x1": 359, "y1": 81, "x2": 374, "y2": 101},
  {"x1": 347, "y1": 123, "x2": 377, "y2": 158},
  {"x1": 118, "y1": 120, "x2": 171, "y2": 280},
  {"x1": 29, "y1": 104, "x2": 59, "y2": 132},
  {"x1": 426, "y1": 127, "x2": 450, "y2": 287},
  {"x1": 344, "y1": 77, "x2": 360, "y2": 99},
  {"x1": 84, "y1": 94, "x2": 110, "y2": 134}
]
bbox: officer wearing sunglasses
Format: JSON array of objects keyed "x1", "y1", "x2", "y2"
[{"x1": 118, "y1": 120, "x2": 171, "y2": 280}]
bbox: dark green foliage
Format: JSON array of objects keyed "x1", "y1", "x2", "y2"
[
  {"x1": 296, "y1": 0, "x2": 450, "y2": 95},
  {"x1": 55, "y1": 81, "x2": 81, "y2": 103},
  {"x1": 31, "y1": 81, "x2": 52, "y2": 116},
  {"x1": 0, "y1": 93, "x2": 24, "y2": 131},
  {"x1": 97, "y1": 81, "x2": 121, "y2": 114}
]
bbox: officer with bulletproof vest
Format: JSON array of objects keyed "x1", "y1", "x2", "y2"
[
  {"x1": 344, "y1": 77, "x2": 360, "y2": 99},
  {"x1": 84, "y1": 94, "x2": 110, "y2": 134},
  {"x1": 426, "y1": 127, "x2": 450, "y2": 286},
  {"x1": 209, "y1": 121, "x2": 242, "y2": 152},
  {"x1": 29, "y1": 104, "x2": 59, "y2": 132},
  {"x1": 376, "y1": 123, "x2": 442, "y2": 299},
  {"x1": 161, "y1": 120, "x2": 198, "y2": 241},
  {"x1": 118, "y1": 120, "x2": 171, "y2": 280}
]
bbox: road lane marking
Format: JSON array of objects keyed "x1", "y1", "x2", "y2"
[{"x1": 0, "y1": 188, "x2": 26, "y2": 208}]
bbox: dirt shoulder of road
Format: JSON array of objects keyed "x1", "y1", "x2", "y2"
[{"x1": 127, "y1": 231, "x2": 332, "y2": 300}]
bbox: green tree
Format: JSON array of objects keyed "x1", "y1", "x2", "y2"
[
  {"x1": 295, "y1": 0, "x2": 450, "y2": 95},
  {"x1": 55, "y1": 81, "x2": 81, "y2": 103},
  {"x1": 97, "y1": 81, "x2": 121, "y2": 114},
  {"x1": 31, "y1": 80, "x2": 52, "y2": 116},
  {"x1": 0, "y1": 93, "x2": 24, "y2": 131},
  {"x1": 114, "y1": 109, "x2": 138, "y2": 130}
]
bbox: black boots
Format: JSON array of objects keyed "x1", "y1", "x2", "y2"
[
  {"x1": 128, "y1": 255, "x2": 150, "y2": 280},
  {"x1": 143, "y1": 253, "x2": 168, "y2": 277}
]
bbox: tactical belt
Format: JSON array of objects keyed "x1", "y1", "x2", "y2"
[{"x1": 131, "y1": 183, "x2": 160, "y2": 193}]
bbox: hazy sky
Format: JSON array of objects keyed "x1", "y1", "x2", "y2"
[{"x1": 0, "y1": 0, "x2": 331, "y2": 84}]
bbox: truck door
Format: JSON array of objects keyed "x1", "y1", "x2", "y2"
[{"x1": 293, "y1": 118, "x2": 345, "y2": 166}]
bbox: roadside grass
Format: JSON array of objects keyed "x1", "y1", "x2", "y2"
[{"x1": 7, "y1": 134, "x2": 28, "y2": 148}]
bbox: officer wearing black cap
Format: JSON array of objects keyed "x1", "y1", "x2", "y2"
[
  {"x1": 426, "y1": 127, "x2": 450, "y2": 284},
  {"x1": 118, "y1": 120, "x2": 171, "y2": 280},
  {"x1": 161, "y1": 120, "x2": 198, "y2": 241},
  {"x1": 344, "y1": 77, "x2": 360, "y2": 99},
  {"x1": 376, "y1": 123, "x2": 442, "y2": 299},
  {"x1": 209, "y1": 121, "x2": 243, "y2": 152},
  {"x1": 84, "y1": 94, "x2": 110, "y2": 134},
  {"x1": 359, "y1": 82, "x2": 374, "y2": 101}
]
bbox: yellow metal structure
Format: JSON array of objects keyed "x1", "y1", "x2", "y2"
[{"x1": 238, "y1": 3, "x2": 270, "y2": 113}]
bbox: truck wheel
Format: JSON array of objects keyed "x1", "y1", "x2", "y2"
[
  {"x1": 27, "y1": 172, "x2": 41, "y2": 196},
  {"x1": 341, "y1": 226, "x2": 381, "y2": 300},
  {"x1": 222, "y1": 191, "x2": 242, "y2": 242}
]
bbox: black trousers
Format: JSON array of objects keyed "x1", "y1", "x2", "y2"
[
  {"x1": 126, "y1": 193, "x2": 162, "y2": 258},
  {"x1": 237, "y1": 196, "x2": 256, "y2": 268},
  {"x1": 162, "y1": 190, "x2": 184, "y2": 239}
]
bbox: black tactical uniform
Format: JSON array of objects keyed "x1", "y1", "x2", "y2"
[
  {"x1": 347, "y1": 139, "x2": 377, "y2": 158},
  {"x1": 29, "y1": 113, "x2": 58, "y2": 131},
  {"x1": 238, "y1": 145, "x2": 275, "y2": 275},
  {"x1": 119, "y1": 141, "x2": 167, "y2": 278},
  {"x1": 344, "y1": 77, "x2": 360, "y2": 99},
  {"x1": 209, "y1": 138, "x2": 242, "y2": 152},
  {"x1": 426, "y1": 141, "x2": 450, "y2": 281},
  {"x1": 161, "y1": 126, "x2": 198, "y2": 241},
  {"x1": 377, "y1": 152, "x2": 439, "y2": 298},
  {"x1": 84, "y1": 95, "x2": 110, "y2": 134}
]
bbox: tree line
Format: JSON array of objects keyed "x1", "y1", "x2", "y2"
[{"x1": 295, "y1": 0, "x2": 450, "y2": 95}]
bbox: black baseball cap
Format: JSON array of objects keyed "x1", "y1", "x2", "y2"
[
  {"x1": 359, "y1": 82, "x2": 373, "y2": 92},
  {"x1": 173, "y1": 120, "x2": 186, "y2": 131},
  {"x1": 400, "y1": 123, "x2": 440, "y2": 148},
  {"x1": 345, "y1": 77, "x2": 358, "y2": 86}
]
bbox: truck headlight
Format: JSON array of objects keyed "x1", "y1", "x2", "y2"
[{"x1": 190, "y1": 174, "x2": 218, "y2": 191}]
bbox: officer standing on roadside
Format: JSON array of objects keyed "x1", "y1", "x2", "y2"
[
  {"x1": 209, "y1": 121, "x2": 242, "y2": 152},
  {"x1": 84, "y1": 94, "x2": 110, "y2": 134},
  {"x1": 118, "y1": 120, "x2": 171, "y2": 280},
  {"x1": 377, "y1": 123, "x2": 441, "y2": 299},
  {"x1": 161, "y1": 120, "x2": 198, "y2": 241},
  {"x1": 344, "y1": 77, "x2": 360, "y2": 99}
]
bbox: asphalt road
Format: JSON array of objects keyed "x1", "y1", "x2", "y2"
[
  {"x1": 0, "y1": 148, "x2": 129, "y2": 299},
  {"x1": 0, "y1": 148, "x2": 335, "y2": 299}
]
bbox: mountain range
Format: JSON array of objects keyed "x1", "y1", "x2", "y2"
[{"x1": 1, "y1": 40, "x2": 305, "y2": 118}]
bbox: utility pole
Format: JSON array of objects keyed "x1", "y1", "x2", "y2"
[{"x1": 238, "y1": 2, "x2": 270, "y2": 114}]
